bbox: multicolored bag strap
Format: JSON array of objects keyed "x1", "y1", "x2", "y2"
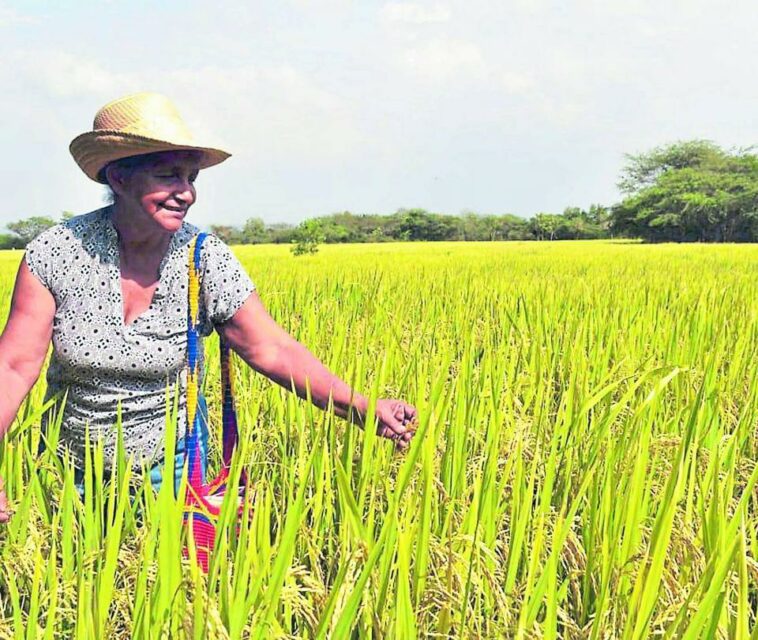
[{"x1": 186, "y1": 233, "x2": 241, "y2": 489}]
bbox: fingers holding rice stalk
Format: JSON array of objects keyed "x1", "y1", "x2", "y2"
[{"x1": 375, "y1": 399, "x2": 419, "y2": 450}]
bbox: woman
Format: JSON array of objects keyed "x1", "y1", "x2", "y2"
[{"x1": 0, "y1": 92, "x2": 416, "y2": 521}]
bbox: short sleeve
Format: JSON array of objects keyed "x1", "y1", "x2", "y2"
[
  {"x1": 200, "y1": 234, "x2": 255, "y2": 332},
  {"x1": 24, "y1": 224, "x2": 64, "y2": 291}
]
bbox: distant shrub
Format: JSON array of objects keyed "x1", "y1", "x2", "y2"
[{"x1": 290, "y1": 220, "x2": 325, "y2": 256}]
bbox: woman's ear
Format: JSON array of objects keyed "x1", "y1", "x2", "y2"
[{"x1": 104, "y1": 163, "x2": 127, "y2": 196}]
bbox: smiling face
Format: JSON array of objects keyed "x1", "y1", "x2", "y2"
[{"x1": 105, "y1": 150, "x2": 202, "y2": 233}]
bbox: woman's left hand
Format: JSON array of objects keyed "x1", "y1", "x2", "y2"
[{"x1": 374, "y1": 399, "x2": 418, "y2": 450}]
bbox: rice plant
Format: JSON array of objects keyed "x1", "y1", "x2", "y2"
[{"x1": 0, "y1": 240, "x2": 756, "y2": 638}]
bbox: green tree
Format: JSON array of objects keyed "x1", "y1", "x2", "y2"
[
  {"x1": 0, "y1": 234, "x2": 23, "y2": 250},
  {"x1": 530, "y1": 213, "x2": 562, "y2": 240},
  {"x1": 241, "y1": 218, "x2": 268, "y2": 244},
  {"x1": 291, "y1": 219, "x2": 325, "y2": 256},
  {"x1": 617, "y1": 140, "x2": 725, "y2": 195},
  {"x1": 586, "y1": 204, "x2": 610, "y2": 229},
  {"x1": 562, "y1": 206, "x2": 585, "y2": 221},
  {"x1": 498, "y1": 214, "x2": 531, "y2": 240},
  {"x1": 555, "y1": 206, "x2": 609, "y2": 239},
  {"x1": 458, "y1": 211, "x2": 487, "y2": 240},
  {"x1": 320, "y1": 222, "x2": 352, "y2": 243},
  {"x1": 612, "y1": 141, "x2": 758, "y2": 242},
  {"x1": 6, "y1": 216, "x2": 57, "y2": 246},
  {"x1": 320, "y1": 211, "x2": 367, "y2": 242},
  {"x1": 397, "y1": 209, "x2": 457, "y2": 241},
  {"x1": 267, "y1": 223, "x2": 296, "y2": 244},
  {"x1": 479, "y1": 215, "x2": 500, "y2": 241}
]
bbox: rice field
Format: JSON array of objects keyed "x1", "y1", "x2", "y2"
[{"x1": 0, "y1": 240, "x2": 757, "y2": 638}]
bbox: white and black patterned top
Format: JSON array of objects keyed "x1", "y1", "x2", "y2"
[{"x1": 25, "y1": 206, "x2": 255, "y2": 471}]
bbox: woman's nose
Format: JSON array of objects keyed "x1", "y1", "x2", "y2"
[{"x1": 173, "y1": 180, "x2": 196, "y2": 204}]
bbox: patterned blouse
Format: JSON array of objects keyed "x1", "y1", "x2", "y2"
[{"x1": 25, "y1": 206, "x2": 255, "y2": 471}]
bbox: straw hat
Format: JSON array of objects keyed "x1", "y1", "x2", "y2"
[{"x1": 69, "y1": 92, "x2": 231, "y2": 183}]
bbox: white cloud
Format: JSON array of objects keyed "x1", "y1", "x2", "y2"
[
  {"x1": 499, "y1": 70, "x2": 535, "y2": 95},
  {"x1": 380, "y1": 2, "x2": 451, "y2": 24},
  {"x1": 164, "y1": 64, "x2": 362, "y2": 161},
  {"x1": 23, "y1": 51, "x2": 133, "y2": 97},
  {"x1": 0, "y1": 5, "x2": 35, "y2": 27},
  {"x1": 4, "y1": 49, "x2": 363, "y2": 164},
  {"x1": 400, "y1": 38, "x2": 485, "y2": 80}
]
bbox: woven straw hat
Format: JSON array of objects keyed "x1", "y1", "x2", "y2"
[{"x1": 69, "y1": 92, "x2": 231, "y2": 183}]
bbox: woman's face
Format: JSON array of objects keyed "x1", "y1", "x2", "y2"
[{"x1": 109, "y1": 151, "x2": 201, "y2": 233}]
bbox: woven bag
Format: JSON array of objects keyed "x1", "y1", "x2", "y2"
[{"x1": 181, "y1": 232, "x2": 248, "y2": 572}]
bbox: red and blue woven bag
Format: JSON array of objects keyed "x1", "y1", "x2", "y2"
[{"x1": 182, "y1": 232, "x2": 248, "y2": 572}]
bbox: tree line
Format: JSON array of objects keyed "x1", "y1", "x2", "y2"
[
  {"x1": 2, "y1": 140, "x2": 756, "y2": 248},
  {"x1": 206, "y1": 204, "x2": 612, "y2": 246}
]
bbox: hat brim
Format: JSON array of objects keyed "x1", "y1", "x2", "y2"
[{"x1": 70, "y1": 130, "x2": 231, "y2": 184}]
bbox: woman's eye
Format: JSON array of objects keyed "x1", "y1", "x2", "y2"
[{"x1": 154, "y1": 171, "x2": 197, "y2": 182}]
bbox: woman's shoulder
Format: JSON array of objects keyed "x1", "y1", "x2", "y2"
[
  {"x1": 62, "y1": 207, "x2": 110, "y2": 229},
  {"x1": 202, "y1": 232, "x2": 230, "y2": 251},
  {"x1": 189, "y1": 228, "x2": 251, "y2": 284},
  {"x1": 24, "y1": 208, "x2": 113, "y2": 289},
  {"x1": 182, "y1": 226, "x2": 233, "y2": 256},
  {"x1": 29, "y1": 207, "x2": 111, "y2": 249}
]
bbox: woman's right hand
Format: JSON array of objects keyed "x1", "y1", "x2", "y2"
[{"x1": 0, "y1": 475, "x2": 10, "y2": 523}]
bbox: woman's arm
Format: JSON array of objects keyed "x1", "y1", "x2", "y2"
[
  {"x1": 0, "y1": 258, "x2": 55, "y2": 522},
  {"x1": 218, "y1": 292, "x2": 416, "y2": 445},
  {"x1": 0, "y1": 259, "x2": 55, "y2": 436}
]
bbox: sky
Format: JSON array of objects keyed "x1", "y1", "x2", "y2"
[{"x1": 0, "y1": 0, "x2": 756, "y2": 229}]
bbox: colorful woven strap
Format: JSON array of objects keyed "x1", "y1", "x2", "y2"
[
  {"x1": 186, "y1": 233, "x2": 240, "y2": 489},
  {"x1": 220, "y1": 339, "x2": 239, "y2": 466}
]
